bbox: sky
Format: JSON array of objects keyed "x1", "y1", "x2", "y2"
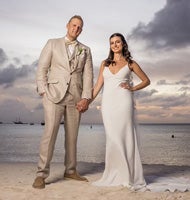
[{"x1": 0, "y1": 0, "x2": 190, "y2": 124}]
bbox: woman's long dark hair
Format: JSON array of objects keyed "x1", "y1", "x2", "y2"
[{"x1": 104, "y1": 33, "x2": 133, "y2": 66}]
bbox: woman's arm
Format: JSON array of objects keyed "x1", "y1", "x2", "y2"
[
  {"x1": 90, "y1": 61, "x2": 105, "y2": 102},
  {"x1": 130, "y1": 61, "x2": 150, "y2": 91},
  {"x1": 120, "y1": 61, "x2": 150, "y2": 91}
]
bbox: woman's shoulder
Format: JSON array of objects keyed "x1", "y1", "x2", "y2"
[
  {"x1": 98, "y1": 60, "x2": 106, "y2": 72},
  {"x1": 101, "y1": 60, "x2": 106, "y2": 66},
  {"x1": 129, "y1": 60, "x2": 139, "y2": 70}
]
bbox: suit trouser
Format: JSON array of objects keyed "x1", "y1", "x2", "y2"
[{"x1": 36, "y1": 92, "x2": 81, "y2": 178}]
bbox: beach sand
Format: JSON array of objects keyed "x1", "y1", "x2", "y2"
[{"x1": 0, "y1": 162, "x2": 190, "y2": 200}]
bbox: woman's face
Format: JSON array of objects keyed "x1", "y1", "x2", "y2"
[{"x1": 110, "y1": 36, "x2": 123, "y2": 53}]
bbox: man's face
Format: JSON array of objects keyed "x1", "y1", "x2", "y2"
[{"x1": 66, "y1": 18, "x2": 83, "y2": 40}]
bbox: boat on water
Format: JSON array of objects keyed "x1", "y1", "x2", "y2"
[
  {"x1": 13, "y1": 121, "x2": 24, "y2": 124},
  {"x1": 41, "y1": 121, "x2": 45, "y2": 126},
  {"x1": 13, "y1": 117, "x2": 27, "y2": 124},
  {"x1": 41, "y1": 121, "x2": 64, "y2": 125}
]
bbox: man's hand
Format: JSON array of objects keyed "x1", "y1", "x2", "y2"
[
  {"x1": 39, "y1": 92, "x2": 45, "y2": 96},
  {"x1": 76, "y1": 99, "x2": 90, "y2": 113}
]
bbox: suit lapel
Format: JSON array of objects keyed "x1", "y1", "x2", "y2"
[
  {"x1": 60, "y1": 38, "x2": 70, "y2": 70},
  {"x1": 60, "y1": 38, "x2": 82, "y2": 72}
]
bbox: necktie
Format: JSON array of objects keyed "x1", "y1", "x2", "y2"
[
  {"x1": 65, "y1": 40, "x2": 78, "y2": 46},
  {"x1": 65, "y1": 40, "x2": 78, "y2": 57}
]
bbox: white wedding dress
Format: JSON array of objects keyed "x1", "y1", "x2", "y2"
[
  {"x1": 93, "y1": 65, "x2": 190, "y2": 192},
  {"x1": 93, "y1": 65, "x2": 146, "y2": 190}
]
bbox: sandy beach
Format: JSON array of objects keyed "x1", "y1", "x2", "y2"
[
  {"x1": 1, "y1": 124, "x2": 190, "y2": 199},
  {"x1": 0, "y1": 162, "x2": 190, "y2": 200}
]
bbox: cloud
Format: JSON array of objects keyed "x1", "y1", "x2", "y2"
[
  {"x1": 0, "y1": 60, "x2": 37, "y2": 87},
  {"x1": 157, "y1": 80, "x2": 172, "y2": 85},
  {"x1": 157, "y1": 79, "x2": 190, "y2": 86},
  {"x1": 0, "y1": 48, "x2": 8, "y2": 64},
  {"x1": 145, "y1": 92, "x2": 190, "y2": 109},
  {"x1": 160, "y1": 93, "x2": 189, "y2": 109},
  {"x1": 0, "y1": 64, "x2": 17, "y2": 85},
  {"x1": 175, "y1": 80, "x2": 190, "y2": 85},
  {"x1": 172, "y1": 112, "x2": 190, "y2": 119},
  {"x1": 129, "y1": 0, "x2": 190, "y2": 49},
  {"x1": 0, "y1": 48, "x2": 38, "y2": 87},
  {"x1": 12, "y1": 57, "x2": 21, "y2": 65},
  {"x1": 179, "y1": 86, "x2": 190, "y2": 92},
  {"x1": 135, "y1": 89, "x2": 158, "y2": 99}
]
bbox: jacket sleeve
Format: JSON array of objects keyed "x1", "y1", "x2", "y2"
[
  {"x1": 36, "y1": 39, "x2": 52, "y2": 95},
  {"x1": 81, "y1": 47, "x2": 94, "y2": 99}
]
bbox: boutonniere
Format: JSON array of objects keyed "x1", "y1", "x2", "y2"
[{"x1": 77, "y1": 47, "x2": 85, "y2": 56}]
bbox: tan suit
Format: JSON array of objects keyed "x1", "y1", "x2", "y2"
[{"x1": 36, "y1": 37, "x2": 93, "y2": 178}]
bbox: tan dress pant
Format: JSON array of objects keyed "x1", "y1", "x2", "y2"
[{"x1": 36, "y1": 92, "x2": 81, "y2": 178}]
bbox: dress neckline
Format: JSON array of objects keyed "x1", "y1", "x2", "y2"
[{"x1": 107, "y1": 64, "x2": 128, "y2": 75}]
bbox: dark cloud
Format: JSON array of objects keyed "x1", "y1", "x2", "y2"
[
  {"x1": 129, "y1": 0, "x2": 190, "y2": 49},
  {"x1": 156, "y1": 76, "x2": 190, "y2": 85},
  {"x1": 12, "y1": 57, "x2": 21, "y2": 64},
  {"x1": 157, "y1": 79, "x2": 190, "y2": 85},
  {"x1": 0, "y1": 48, "x2": 8, "y2": 64},
  {"x1": 0, "y1": 64, "x2": 17, "y2": 84},
  {"x1": 143, "y1": 92, "x2": 190, "y2": 109},
  {"x1": 175, "y1": 80, "x2": 190, "y2": 85},
  {"x1": 160, "y1": 93, "x2": 189, "y2": 109},
  {"x1": 157, "y1": 80, "x2": 172, "y2": 85},
  {"x1": 135, "y1": 89, "x2": 158, "y2": 98},
  {"x1": 0, "y1": 61, "x2": 37, "y2": 87},
  {"x1": 178, "y1": 86, "x2": 190, "y2": 92},
  {"x1": 0, "y1": 48, "x2": 37, "y2": 87}
]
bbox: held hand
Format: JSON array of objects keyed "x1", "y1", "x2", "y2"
[
  {"x1": 119, "y1": 82, "x2": 132, "y2": 90},
  {"x1": 76, "y1": 99, "x2": 90, "y2": 113}
]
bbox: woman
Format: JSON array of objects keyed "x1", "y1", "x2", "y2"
[{"x1": 92, "y1": 33, "x2": 150, "y2": 190}]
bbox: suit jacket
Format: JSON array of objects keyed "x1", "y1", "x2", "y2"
[{"x1": 36, "y1": 37, "x2": 93, "y2": 103}]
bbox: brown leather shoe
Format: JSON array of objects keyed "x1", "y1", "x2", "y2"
[
  {"x1": 64, "y1": 171, "x2": 88, "y2": 182},
  {"x1": 32, "y1": 177, "x2": 45, "y2": 189}
]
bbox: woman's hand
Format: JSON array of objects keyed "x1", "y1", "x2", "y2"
[
  {"x1": 76, "y1": 98, "x2": 90, "y2": 113},
  {"x1": 119, "y1": 82, "x2": 132, "y2": 90}
]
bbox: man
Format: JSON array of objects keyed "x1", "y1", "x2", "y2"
[{"x1": 33, "y1": 15, "x2": 93, "y2": 189}]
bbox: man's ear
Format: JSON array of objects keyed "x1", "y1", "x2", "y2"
[{"x1": 66, "y1": 23, "x2": 69, "y2": 29}]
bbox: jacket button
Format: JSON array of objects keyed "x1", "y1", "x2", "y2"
[
  {"x1": 67, "y1": 83, "x2": 69, "y2": 85},
  {"x1": 70, "y1": 72, "x2": 72, "y2": 75}
]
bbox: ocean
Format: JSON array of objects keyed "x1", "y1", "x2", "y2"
[{"x1": 0, "y1": 123, "x2": 190, "y2": 166}]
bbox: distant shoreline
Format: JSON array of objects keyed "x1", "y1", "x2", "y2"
[{"x1": 0, "y1": 122, "x2": 190, "y2": 125}]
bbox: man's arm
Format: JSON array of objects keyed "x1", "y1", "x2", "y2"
[
  {"x1": 76, "y1": 47, "x2": 93, "y2": 112},
  {"x1": 36, "y1": 39, "x2": 52, "y2": 95}
]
